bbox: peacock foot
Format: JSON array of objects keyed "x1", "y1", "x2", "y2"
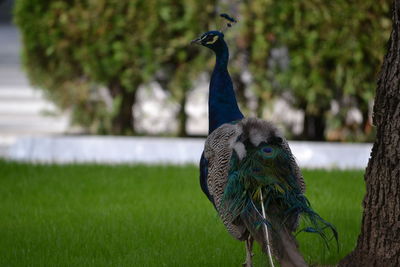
[
  {"x1": 242, "y1": 260, "x2": 253, "y2": 267},
  {"x1": 243, "y1": 236, "x2": 254, "y2": 267}
]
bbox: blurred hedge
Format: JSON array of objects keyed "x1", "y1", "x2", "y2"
[
  {"x1": 237, "y1": 0, "x2": 391, "y2": 140},
  {"x1": 14, "y1": 0, "x2": 215, "y2": 135},
  {"x1": 15, "y1": 0, "x2": 391, "y2": 139}
]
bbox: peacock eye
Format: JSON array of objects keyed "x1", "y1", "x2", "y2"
[{"x1": 205, "y1": 35, "x2": 219, "y2": 44}]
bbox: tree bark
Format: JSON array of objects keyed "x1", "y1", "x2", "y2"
[
  {"x1": 302, "y1": 111, "x2": 326, "y2": 141},
  {"x1": 256, "y1": 96, "x2": 264, "y2": 118},
  {"x1": 177, "y1": 91, "x2": 188, "y2": 137},
  {"x1": 109, "y1": 82, "x2": 137, "y2": 135},
  {"x1": 232, "y1": 72, "x2": 248, "y2": 114},
  {"x1": 339, "y1": 1, "x2": 400, "y2": 266}
]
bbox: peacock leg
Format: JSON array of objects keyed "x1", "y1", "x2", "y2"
[{"x1": 242, "y1": 235, "x2": 254, "y2": 267}]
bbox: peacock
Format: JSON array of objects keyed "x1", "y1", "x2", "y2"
[{"x1": 192, "y1": 14, "x2": 338, "y2": 267}]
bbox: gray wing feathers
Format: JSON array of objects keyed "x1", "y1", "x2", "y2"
[
  {"x1": 204, "y1": 123, "x2": 248, "y2": 240},
  {"x1": 281, "y1": 141, "x2": 306, "y2": 193}
]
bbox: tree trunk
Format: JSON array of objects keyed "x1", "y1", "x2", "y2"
[
  {"x1": 355, "y1": 94, "x2": 374, "y2": 140},
  {"x1": 109, "y1": 82, "x2": 137, "y2": 135},
  {"x1": 177, "y1": 91, "x2": 188, "y2": 137},
  {"x1": 256, "y1": 96, "x2": 264, "y2": 118},
  {"x1": 339, "y1": 1, "x2": 400, "y2": 266},
  {"x1": 302, "y1": 111, "x2": 326, "y2": 141},
  {"x1": 232, "y1": 73, "x2": 248, "y2": 114}
]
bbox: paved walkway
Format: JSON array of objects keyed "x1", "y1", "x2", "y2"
[{"x1": 0, "y1": 25, "x2": 69, "y2": 155}]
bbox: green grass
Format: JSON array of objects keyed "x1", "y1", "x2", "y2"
[{"x1": 0, "y1": 161, "x2": 365, "y2": 266}]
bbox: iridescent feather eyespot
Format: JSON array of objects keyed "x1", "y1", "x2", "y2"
[{"x1": 261, "y1": 146, "x2": 274, "y2": 158}]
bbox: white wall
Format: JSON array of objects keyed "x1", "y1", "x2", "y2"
[{"x1": 7, "y1": 136, "x2": 372, "y2": 169}]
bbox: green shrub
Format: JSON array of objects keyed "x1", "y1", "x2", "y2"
[
  {"x1": 14, "y1": 0, "x2": 215, "y2": 134},
  {"x1": 238, "y1": 0, "x2": 391, "y2": 140}
]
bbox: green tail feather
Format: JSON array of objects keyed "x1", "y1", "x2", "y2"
[{"x1": 223, "y1": 142, "x2": 338, "y2": 248}]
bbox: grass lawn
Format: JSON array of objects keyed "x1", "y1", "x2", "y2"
[{"x1": 0, "y1": 160, "x2": 365, "y2": 266}]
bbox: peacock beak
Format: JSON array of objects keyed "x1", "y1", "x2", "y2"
[{"x1": 190, "y1": 37, "x2": 201, "y2": 45}]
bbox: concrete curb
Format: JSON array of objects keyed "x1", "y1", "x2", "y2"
[{"x1": 6, "y1": 136, "x2": 372, "y2": 169}]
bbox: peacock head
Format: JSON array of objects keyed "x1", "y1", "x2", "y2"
[
  {"x1": 191, "y1": 31, "x2": 225, "y2": 50},
  {"x1": 191, "y1": 13, "x2": 236, "y2": 51}
]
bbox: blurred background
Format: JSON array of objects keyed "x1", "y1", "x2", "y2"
[{"x1": 0, "y1": 0, "x2": 392, "y2": 166}]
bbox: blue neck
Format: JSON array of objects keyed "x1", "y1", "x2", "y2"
[{"x1": 208, "y1": 41, "x2": 244, "y2": 134}]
